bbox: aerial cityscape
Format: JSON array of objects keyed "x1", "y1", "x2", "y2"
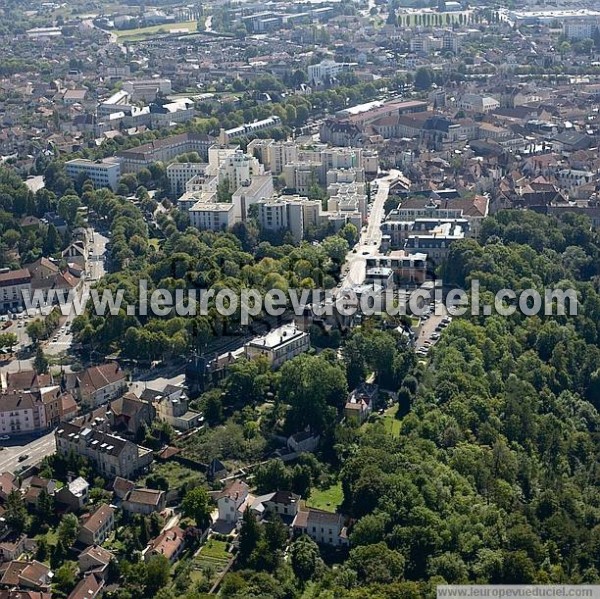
[{"x1": 0, "y1": 0, "x2": 599, "y2": 597}]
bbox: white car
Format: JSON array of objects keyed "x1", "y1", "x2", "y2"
[{"x1": 0, "y1": 435, "x2": 10, "y2": 441}]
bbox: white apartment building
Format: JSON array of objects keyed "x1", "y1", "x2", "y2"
[
  {"x1": 208, "y1": 144, "x2": 239, "y2": 172},
  {"x1": 65, "y1": 158, "x2": 121, "y2": 191},
  {"x1": 189, "y1": 201, "x2": 236, "y2": 231},
  {"x1": 564, "y1": 17, "x2": 600, "y2": 39},
  {"x1": 245, "y1": 323, "x2": 310, "y2": 369},
  {"x1": 326, "y1": 168, "x2": 365, "y2": 186},
  {"x1": 232, "y1": 174, "x2": 274, "y2": 219},
  {"x1": 247, "y1": 139, "x2": 299, "y2": 175},
  {"x1": 0, "y1": 268, "x2": 32, "y2": 312},
  {"x1": 167, "y1": 162, "x2": 207, "y2": 197},
  {"x1": 283, "y1": 162, "x2": 322, "y2": 194},
  {"x1": 219, "y1": 150, "x2": 263, "y2": 190},
  {"x1": 327, "y1": 181, "x2": 368, "y2": 218},
  {"x1": 308, "y1": 59, "x2": 354, "y2": 85},
  {"x1": 258, "y1": 196, "x2": 321, "y2": 241},
  {"x1": 0, "y1": 391, "x2": 47, "y2": 435}
]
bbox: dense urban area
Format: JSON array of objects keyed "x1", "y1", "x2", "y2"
[{"x1": 0, "y1": 0, "x2": 600, "y2": 597}]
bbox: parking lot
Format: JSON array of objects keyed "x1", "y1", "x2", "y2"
[{"x1": 415, "y1": 299, "x2": 452, "y2": 358}]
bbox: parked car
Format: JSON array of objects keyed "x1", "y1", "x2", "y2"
[
  {"x1": 0, "y1": 435, "x2": 10, "y2": 441},
  {"x1": 18, "y1": 454, "x2": 29, "y2": 462}
]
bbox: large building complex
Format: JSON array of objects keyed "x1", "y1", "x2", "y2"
[{"x1": 118, "y1": 133, "x2": 215, "y2": 173}]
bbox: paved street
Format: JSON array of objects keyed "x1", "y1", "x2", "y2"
[
  {"x1": 340, "y1": 170, "x2": 402, "y2": 291},
  {"x1": 44, "y1": 228, "x2": 108, "y2": 357},
  {"x1": 0, "y1": 430, "x2": 56, "y2": 474}
]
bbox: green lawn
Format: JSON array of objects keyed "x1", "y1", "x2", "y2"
[
  {"x1": 382, "y1": 405, "x2": 401, "y2": 438},
  {"x1": 198, "y1": 538, "x2": 230, "y2": 561},
  {"x1": 116, "y1": 20, "x2": 198, "y2": 41},
  {"x1": 306, "y1": 483, "x2": 343, "y2": 513},
  {"x1": 35, "y1": 528, "x2": 58, "y2": 547},
  {"x1": 142, "y1": 461, "x2": 205, "y2": 491}
]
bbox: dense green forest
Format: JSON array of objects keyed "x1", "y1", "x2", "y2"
[{"x1": 205, "y1": 211, "x2": 600, "y2": 599}]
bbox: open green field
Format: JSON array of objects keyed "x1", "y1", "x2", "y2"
[
  {"x1": 116, "y1": 20, "x2": 198, "y2": 41},
  {"x1": 306, "y1": 483, "x2": 343, "y2": 513},
  {"x1": 382, "y1": 405, "x2": 401, "y2": 438}
]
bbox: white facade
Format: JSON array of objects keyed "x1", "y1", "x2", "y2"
[
  {"x1": 189, "y1": 202, "x2": 236, "y2": 231},
  {"x1": 167, "y1": 162, "x2": 207, "y2": 197},
  {"x1": 0, "y1": 268, "x2": 32, "y2": 312},
  {"x1": 0, "y1": 392, "x2": 47, "y2": 435},
  {"x1": 219, "y1": 150, "x2": 263, "y2": 190},
  {"x1": 65, "y1": 159, "x2": 121, "y2": 191},
  {"x1": 258, "y1": 196, "x2": 321, "y2": 241},
  {"x1": 564, "y1": 17, "x2": 600, "y2": 39},
  {"x1": 245, "y1": 323, "x2": 310, "y2": 368},
  {"x1": 308, "y1": 60, "x2": 353, "y2": 85},
  {"x1": 458, "y1": 94, "x2": 500, "y2": 113}
]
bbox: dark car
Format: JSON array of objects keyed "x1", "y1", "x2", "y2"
[{"x1": 18, "y1": 454, "x2": 29, "y2": 462}]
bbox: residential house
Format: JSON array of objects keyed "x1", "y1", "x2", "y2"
[
  {"x1": 292, "y1": 508, "x2": 348, "y2": 547},
  {"x1": 122, "y1": 489, "x2": 166, "y2": 515},
  {"x1": 344, "y1": 383, "x2": 378, "y2": 425},
  {"x1": 0, "y1": 560, "x2": 52, "y2": 591},
  {"x1": 55, "y1": 477, "x2": 90, "y2": 510},
  {"x1": 150, "y1": 385, "x2": 202, "y2": 431},
  {"x1": 0, "y1": 392, "x2": 48, "y2": 436},
  {"x1": 61, "y1": 241, "x2": 87, "y2": 268},
  {"x1": 78, "y1": 545, "x2": 113, "y2": 579},
  {"x1": 0, "y1": 474, "x2": 18, "y2": 502},
  {"x1": 112, "y1": 477, "x2": 135, "y2": 501},
  {"x1": 0, "y1": 534, "x2": 27, "y2": 562},
  {"x1": 21, "y1": 477, "x2": 56, "y2": 508},
  {"x1": 66, "y1": 573, "x2": 104, "y2": 599},
  {"x1": 78, "y1": 504, "x2": 115, "y2": 546},
  {"x1": 144, "y1": 526, "x2": 186, "y2": 563},
  {"x1": 107, "y1": 393, "x2": 155, "y2": 437},
  {"x1": 287, "y1": 430, "x2": 320, "y2": 453},
  {"x1": 216, "y1": 480, "x2": 250, "y2": 523},
  {"x1": 65, "y1": 363, "x2": 127, "y2": 409},
  {"x1": 262, "y1": 490, "x2": 301, "y2": 521}
]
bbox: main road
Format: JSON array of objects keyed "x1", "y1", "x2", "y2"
[
  {"x1": 0, "y1": 430, "x2": 56, "y2": 474},
  {"x1": 339, "y1": 170, "x2": 402, "y2": 290}
]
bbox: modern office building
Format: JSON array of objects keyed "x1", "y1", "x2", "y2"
[{"x1": 65, "y1": 158, "x2": 121, "y2": 191}]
